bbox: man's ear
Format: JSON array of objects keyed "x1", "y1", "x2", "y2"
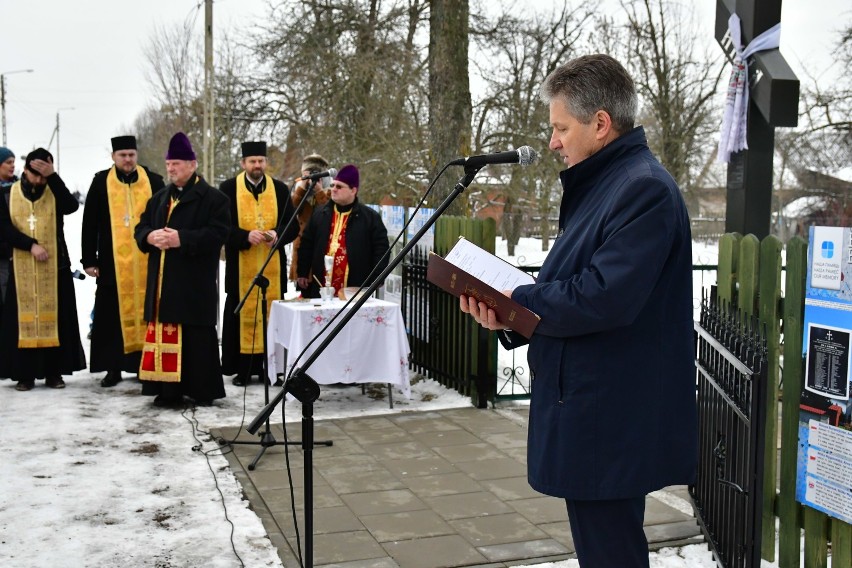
[{"x1": 594, "y1": 110, "x2": 613, "y2": 141}]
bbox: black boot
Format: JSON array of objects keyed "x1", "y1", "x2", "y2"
[{"x1": 100, "y1": 371, "x2": 122, "y2": 387}]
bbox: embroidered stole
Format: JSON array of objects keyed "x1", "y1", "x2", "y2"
[
  {"x1": 326, "y1": 206, "x2": 351, "y2": 292},
  {"x1": 139, "y1": 192, "x2": 185, "y2": 382},
  {"x1": 10, "y1": 182, "x2": 59, "y2": 348},
  {"x1": 107, "y1": 166, "x2": 150, "y2": 352},
  {"x1": 237, "y1": 173, "x2": 279, "y2": 353}
]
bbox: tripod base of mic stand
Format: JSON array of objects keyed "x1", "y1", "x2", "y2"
[{"x1": 219, "y1": 429, "x2": 333, "y2": 471}]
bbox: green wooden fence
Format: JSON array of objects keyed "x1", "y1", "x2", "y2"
[
  {"x1": 715, "y1": 232, "x2": 851, "y2": 568},
  {"x1": 403, "y1": 215, "x2": 498, "y2": 406}
]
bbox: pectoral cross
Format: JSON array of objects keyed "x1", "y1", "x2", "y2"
[{"x1": 27, "y1": 213, "x2": 37, "y2": 233}]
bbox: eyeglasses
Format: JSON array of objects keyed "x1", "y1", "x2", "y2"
[{"x1": 331, "y1": 183, "x2": 350, "y2": 190}]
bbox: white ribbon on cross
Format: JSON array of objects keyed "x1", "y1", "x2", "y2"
[{"x1": 717, "y1": 13, "x2": 781, "y2": 163}]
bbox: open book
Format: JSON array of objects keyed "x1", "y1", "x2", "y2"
[{"x1": 426, "y1": 237, "x2": 540, "y2": 338}]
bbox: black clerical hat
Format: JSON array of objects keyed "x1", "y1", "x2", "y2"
[
  {"x1": 25, "y1": 147, "x2": 53, "y2": 173},
  {"x1": 241, "y1": 141, "x2": 267, "y2": 159},
  {"x1": 111, "y1": 135, "x2": 137, "y2": 152}
]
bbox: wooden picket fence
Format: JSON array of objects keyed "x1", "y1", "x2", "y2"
[{"x1": 715, "y1": 232, "x2": 851, "y2": 568}]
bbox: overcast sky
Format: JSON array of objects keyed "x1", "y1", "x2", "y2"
[{"x1": 1, "y1": 0, "x2": 848, "y2": 193}]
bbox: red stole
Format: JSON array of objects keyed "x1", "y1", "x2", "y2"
[{"x1": 326, "y1": 206, "x2": 351, "y2": 292}]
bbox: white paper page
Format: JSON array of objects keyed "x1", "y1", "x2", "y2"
[{"x1": 444, "y1": 238, "x2": 535, "y2": 291}]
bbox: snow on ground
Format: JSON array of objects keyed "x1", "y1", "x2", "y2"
[{"x1": 0, "y1": 208, "x2": 769, "y2": 567}]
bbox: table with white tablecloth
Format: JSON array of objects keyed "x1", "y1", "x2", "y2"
[{"x1": 267, "y1": 298, "x2": 411, "y2": 398}]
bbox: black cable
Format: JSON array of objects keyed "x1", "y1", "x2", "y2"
[
  {"x1": 222, "y1": 273, "x2": 304, "y2": 561},
  {"x1": 182, "y1": 406, "x2": 246, "y2": 568},
  {"x1": 280, "y1": 406, "x2": 304, "y2": 567}
]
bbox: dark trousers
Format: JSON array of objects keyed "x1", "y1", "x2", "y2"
[{"x1": 565, "y1": 496, "x2": 649, "y2": 568}]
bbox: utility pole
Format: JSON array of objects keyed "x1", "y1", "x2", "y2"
[
  {"x1": 47, "y1": 107, "x2": 74, "y2": 171},
  {"x1": 1, "y1": 69, "x2": 34, "y2": 146},
  {"x1": 203, "y1": 0, "x2": 214, "y2": 182}
]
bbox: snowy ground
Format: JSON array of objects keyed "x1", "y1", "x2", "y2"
[{"x1": 0, "y1": 207, "x2": 771, "y2": 568}]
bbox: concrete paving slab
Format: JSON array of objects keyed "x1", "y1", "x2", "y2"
[
  {"x1": 382, "y1": 534, "x2": 489, "y2": 568},
  {"x1": 214, "y1": 406, "x2": 702, "y2": 567}
]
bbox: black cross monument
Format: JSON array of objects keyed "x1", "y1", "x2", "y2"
[{"x1": 715, "y1": 0, "x2": 799, "y2": 238}]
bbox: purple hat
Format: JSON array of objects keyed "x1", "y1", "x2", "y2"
[
  {"x1": 334, "y1": 164, "x2": 359, "y2": 189},
  {"x1": 165, "y1": 132, "x2": 196, "y2": 161}
]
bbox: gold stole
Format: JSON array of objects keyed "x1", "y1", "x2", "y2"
[
  {"x1": 106, "y1": 166, "x2": 150, "y2": 352},
  {"x1": 10, "y1": 182, "x2": 59, "y2": 348},
  {"x1": 139, "y1": 191, "x2": 186, "y2": 382},
  {"x1": 236, "y1": 173, "x2": 280, "y2": 353}
]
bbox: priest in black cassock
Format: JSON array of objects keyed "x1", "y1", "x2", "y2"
[
  {"x1": 134, "y1": 132, "x2": 230, "y2": 407},
  {"x1": 81, "y1": 135, "x2": 165, "y2": 387},
  {"x1": 219, "y1": 141, "x2": 299, "y2": 386},
  {"x1": 0, "y1": 148, "x2": 86, "y2": 391}
]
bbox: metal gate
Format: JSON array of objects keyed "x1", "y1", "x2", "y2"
[{"x1": 690, "y1": 289, "x2": 769, "y2": 568}]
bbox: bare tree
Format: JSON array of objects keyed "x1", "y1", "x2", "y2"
[
  {"x1": 428, "y1": 0, "x2": 472, "y2": 215},
  {"x1": 768, "y1": 21, "x2": 852, "y2": 232},
  {"x1": 248, "y1": 0, "x2": 430, "y2": 202},
  {"x1": 136, "y1": 20, "x2": 258, "y2": 183},
  {"x1": 618, "y1": 0, "x2": 724, "y2": 204},
  {"x1": 471, "y1": 1, "x2": 595, "y2": 254}
]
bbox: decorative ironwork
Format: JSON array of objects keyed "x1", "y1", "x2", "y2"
[{"x1": 691, "y1": 286, "x2": 768, "y2": 568}]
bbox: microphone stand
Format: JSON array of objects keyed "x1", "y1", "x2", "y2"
[
  {"x1": 218, "y1": 177, "x2": 333, "y2": 471},
  {"x1": 247, "y1": 165, "x2": 482, "y2": 568}
]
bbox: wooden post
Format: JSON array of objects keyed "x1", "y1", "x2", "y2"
[{"x1": 778, "y1": 237, "x2": 807, "y2": 568}]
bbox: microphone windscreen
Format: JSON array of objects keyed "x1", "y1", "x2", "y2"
[{"x1": 517, "y1": 146, "x2": 539, "y2": 166}]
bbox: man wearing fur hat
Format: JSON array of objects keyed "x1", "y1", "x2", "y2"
[
  {"x1": 0, "y1": 148, "x2": 86, "y2": 391},
  {"x1": 289, "y1": 153, "x2": 332, "y2": 298},
  {"x1": 134, "y1": 132, "x2": 230, "y2": 407},
  {"x1": 219, "y1": 141, "x2": 299, "y2": 386},
  {"x1": 0, "y1": 146, "x2": 18, "y2": 312},
  {"x1": 296, "y1": 164, "x2": 389, "y2": 298},
  {"x1": 81, "y1": 136, "x2": 165, "y2": 388}
]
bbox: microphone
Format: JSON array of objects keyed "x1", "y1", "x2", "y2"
[
  {"x1": 450, "y1": 146, "x2": 538, "y2": 168},
  {"x1": 296, "y1": 168, "x2": 337, "y2": 182},
  {"x1": 71, "y1": 269, "x2": 86, "y2": 280}
]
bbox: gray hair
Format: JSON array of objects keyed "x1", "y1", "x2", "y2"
[{"x1": 540, "y1": 54, "x2": 638, "y2": 134}]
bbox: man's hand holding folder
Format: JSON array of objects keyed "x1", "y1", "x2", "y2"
[{"x1": 426, "y1": 237, "x2": 540, "y2": 338}]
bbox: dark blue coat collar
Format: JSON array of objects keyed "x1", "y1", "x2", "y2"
[{"x1": 558, "y1": 126, "x2": 648, "y2": 194}]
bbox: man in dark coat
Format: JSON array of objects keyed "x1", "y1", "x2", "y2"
[
  {"x1": 0, "y1": 148, "x2": 86, "y2": 391},
  {"x1": 81, "y1": 135, "x2": 165, "y2": 387},
  {"x1": 289, "y1": 153, "x2": 332, "y2": 298},
  {"x1": 0, "y1": 146, "x2": 17, "y2": 312},
  {"x1": 462, "y1": 54, "x2": 697, "y2": 568},
  {"x1": 295, "y1": 164, "x2": 389, "y2": 298},
  {"x1": 219, "y1": 141, "x2": 299, "y2": 386},
  {"x1": 134, "y1": 132, "x2": 230, "y2": 407},
  {"x1": 0, "y1": 146, "x2": 18, "y2": 358}
]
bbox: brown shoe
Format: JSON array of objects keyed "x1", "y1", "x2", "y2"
[
  {"x1": 46, "y1": 376, "x2": 66, "y2": 389},
  {"x1": 15, "y1": 380, "x2": 35, "y2": 391}
]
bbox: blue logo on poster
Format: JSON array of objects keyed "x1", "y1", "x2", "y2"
[{"x1": 821, "y1": 241, "x2": 834, "y2": 259}]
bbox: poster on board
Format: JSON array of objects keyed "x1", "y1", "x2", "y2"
[{"x1": 796, "y1": 226, "x2": 852, "y2": 525}]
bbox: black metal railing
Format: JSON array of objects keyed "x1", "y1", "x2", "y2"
[
  {"x1": 690, "y1": 288, "x2": 768, "y2": 568},
  {"x1": 401, "y1": 257, "x2": 722, "y2": 405},
  {"x1": 402, "y1": 247, "x2": 489, "y2": 405}
]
